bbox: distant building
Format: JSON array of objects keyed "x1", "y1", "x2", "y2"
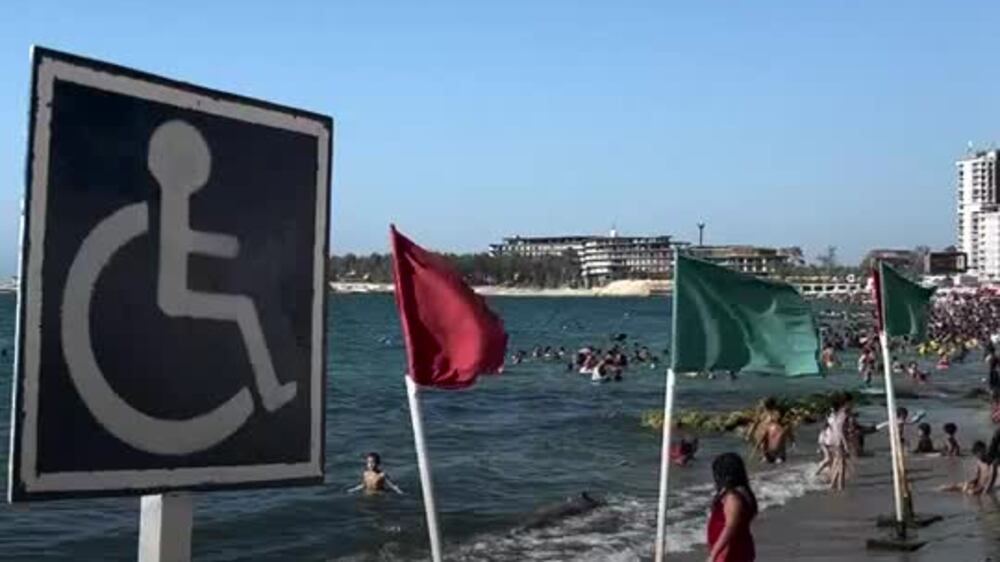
[
  {"x1": 957, "y1": 149, "x2": 1000, "y2": 278},
  {"x1": 579, "y1": 234, "x2": 678, "y2": 285},
  {"x1": 979, "y1": 214, "x2": 1000, "y2": 280},
  {"x1": 790, "y1": 277, "x2": 866, "y2": 297},
  {"x1": 686, "y1": 245, "x2": 798, "y2": 276},
  {"x1": 489, "y1": 231, "x2": 685, "y2": 285},
  {"x1": 861, "y1": 249, "x2": 918, "y2": 271},
  {"x1": 490, "y1": 235, "x2": 806, "y2": 284},
  {"x1": 489, "y1": 235, "x2": 592, "y2": 259}
]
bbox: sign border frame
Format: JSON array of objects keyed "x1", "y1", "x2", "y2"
[{"x1": 8, "y1": 46, "x2": 332, "y2": 502}]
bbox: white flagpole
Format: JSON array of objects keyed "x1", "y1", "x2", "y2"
[
  {"x1": 877, "y1": 260, "x2": 907, "y2": 538},
  {"x1": 654, "y1": 367, "x2": 677, "y2": 562},
  {"x1": 405, "y1": 375, "x2": 444, "y2": 562},
  {"x1": 879, "y1": 331, "x2": 907, "y2": 534},
  {"x1": 655, "y1": 248, "x2": 681, "y2": 562}
]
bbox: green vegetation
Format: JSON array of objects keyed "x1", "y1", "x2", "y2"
[
  {"x1": 329, "y1": 252, "x2": 583, "y2": 288},
  {"x1": 640, "y1": 391, "x2": 865, "y2": 433}
]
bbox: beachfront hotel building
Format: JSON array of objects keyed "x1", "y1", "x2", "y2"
[
  {"x1": 860, "y1": 249, "x2": 918, "y2": 271},
  {"x1": 578, "y1": 234, "x2": 677, "y2": 285},
  {"x1": 489, "y1": 233, "x2": 803, "y2": 285},
  {"x1": 490, "y1": 231, "x2": 682, "y2": 285},
  {"x1": 685, "y1": 245, "x2": 801, "y2": 276},
  {"x1": 957, "y1": 149, "x2": 1000, "y2": 279},
  {"x1": 488, "y1": 235, "x2": 592, "y2": 259}
]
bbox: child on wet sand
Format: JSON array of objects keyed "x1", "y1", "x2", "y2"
[{"x1": 816, "y1": 420, "x2": 835, "y2": 478}]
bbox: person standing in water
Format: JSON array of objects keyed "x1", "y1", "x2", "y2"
[
  {"x1": 987, "y1": 343, "x2": 1000, "y2": 393},
  {"x1": 937, "y1": 441, "x2": 995, "y2": 495},
  {"x1": 751, "y1": 399, "x2": 792, "y2": 464},
  {"x1": 857, "y1": 346, "x2": 876, "y2": 386},
  {"x1": 825, "y1": 394, "x2": 851, "y2": 490},
  {"x1": 348, "y1": 452, "x2": 404, "y2": 495},
  {"x1": 942, "y1": 423, "x2": 961, "y2": 457},
  {"x1": 706, "y1": 452, "x2": 758, "y2": 562}
]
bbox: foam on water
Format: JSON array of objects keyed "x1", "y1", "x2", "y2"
[{"x1": 418, "y1": 460, "x2": 827, "y2": 562}]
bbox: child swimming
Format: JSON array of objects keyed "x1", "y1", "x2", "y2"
[
  {"x1": 913, "y1": 423, "x2": 936, "y2": 454},
  {"x1": 669, "y1": 437, "x2": 699, "y2": 466},
  {"x1": 942, "y1": 423, "x2": 961, "y2": 456},
  {"x1": 936, "y1": 441, "x2": 996, "y2": 495},
  {"x1": 347, "y1": 452, "x2": 404, "y2": 495}
]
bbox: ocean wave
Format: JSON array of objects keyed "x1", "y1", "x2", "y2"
[{"x1": 404, "y1": 461, "x2": 827, "y2": 561}]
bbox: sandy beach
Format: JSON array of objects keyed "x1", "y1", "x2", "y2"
[
  {"x1": 329, "y1": 279, "x2": 666, "y2": 297},
  {"x1": 675, "y1": 403, "x2": 1000, "y2": 562}
]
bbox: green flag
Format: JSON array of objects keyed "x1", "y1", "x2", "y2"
[
  {"x1": 671, "y1": 253, "x2": 820, "y2": 376},
  {"x1": 877, "y1": 261, "x2": 935, "y2": 339}
]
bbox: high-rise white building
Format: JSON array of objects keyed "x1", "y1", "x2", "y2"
[
  {"x1": 957, "y1": 149, "x2": 1000, "y2": 277},
  {"x1": 979, "y1": 213, "x2": 1000, "y2": 279}
]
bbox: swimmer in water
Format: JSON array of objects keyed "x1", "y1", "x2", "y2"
[
  {"x1": 751, "y1": 398, "x2": 793, "y2": 464},
  {"x1": 761, "y1": 411, "x2": 792, "y2": 464},
  {"x1": 942, "y1": 423, "x2": 961, "y2": 457},
  {"x1": 937, "y1": 441, "x2": 996, "y2": 495},
  {"x1": 820, "y1": 344, "x2": 837, "y2": 370},
  {"x1": 905, "y1": 361, "x2": 928, "y2": 383},
  {"x1": 347, "y1": 452, "x2": 404, "y2": 495},
  {"x1": 913, "y1": 422, "x2": 936, "y2": 454},
  {"x1": 669, "y1": 437, "x2": 699, "y2": 466}
]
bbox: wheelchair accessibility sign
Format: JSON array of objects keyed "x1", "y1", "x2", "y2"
[{"x1": 8, "y1": 48, "x2": 331, "y2": 500}]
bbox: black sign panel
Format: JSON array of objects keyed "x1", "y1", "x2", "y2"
[
  {"x1": 8, "y1": 48, "x2": 331, "y2": 500},
  {"x1": 925, "y1": 252, "x2": 968, "y2": 275}
]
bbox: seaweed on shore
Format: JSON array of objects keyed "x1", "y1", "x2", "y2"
[{"x1": 640, "y1": 390, "x2": 866, "y2": 434}]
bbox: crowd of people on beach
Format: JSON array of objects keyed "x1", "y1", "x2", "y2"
[{"x1": 668, "y1": 289, "x2": 1000, "y2": 559}]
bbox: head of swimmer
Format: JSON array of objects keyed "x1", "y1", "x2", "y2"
[
  {"x1": 973, "y1": 441, "x2": 989, "y2": 463},
  {"x1": 365, "y1": 452, "x2": 382, "y2": 472}
]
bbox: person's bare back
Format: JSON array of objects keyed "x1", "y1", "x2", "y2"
[{"x1": 763, "y1": 421, "x2": 790, "y2": 463}]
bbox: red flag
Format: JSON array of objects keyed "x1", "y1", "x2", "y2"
[{"x1": 390, "y1": 225, "x2": 508, "y2": 389}]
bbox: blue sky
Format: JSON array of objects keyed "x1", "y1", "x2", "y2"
[{"x1": 1, "y1": 1, "x2": 998, "y2": 276}]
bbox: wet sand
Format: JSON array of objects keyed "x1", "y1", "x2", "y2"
[{"x1": 674, "y1": 404, "x2": 1000, "y2": 561}]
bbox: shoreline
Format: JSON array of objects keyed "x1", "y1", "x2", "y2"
[
  {"x1": 673, "y1": 402, "x2": 995, "y2": 561},
  {"x1": 329, "y1": 280, "x2": 667, "y2": 297}
]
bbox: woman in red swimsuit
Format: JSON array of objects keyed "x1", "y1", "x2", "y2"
[{"x1": 706, "y1": 453, "x2": 758, "y2": 562}]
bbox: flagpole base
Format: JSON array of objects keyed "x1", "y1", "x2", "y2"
[
  {"x1": 866, "y1": 537, "x2": 926, "y2": 552},
  {"x1": 874, "y1": 513, "x2": 942, "y2": 529}
]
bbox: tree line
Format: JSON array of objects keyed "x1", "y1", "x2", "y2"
[
  {"x1": 328, "y1": 252, "x2": 583, "y2": 288},
  {"x1": 329, "y1": 244, "x2": 938, "y2": 288}
]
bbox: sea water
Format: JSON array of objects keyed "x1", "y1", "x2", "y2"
[{"x1": 0, "y1": 293, "x2": 985, "y2": 561}]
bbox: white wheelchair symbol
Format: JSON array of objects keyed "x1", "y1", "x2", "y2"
[{"x1": 60, "y1": 120, "x2": 297, "y2": 456}]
